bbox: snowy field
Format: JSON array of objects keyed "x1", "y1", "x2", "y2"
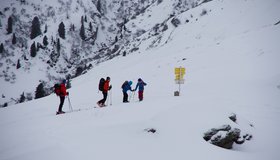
[{"x1": 1, "y1": 0, "x2": 280, "y2": 159}]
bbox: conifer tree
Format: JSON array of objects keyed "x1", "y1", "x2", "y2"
[
  {"x1": 0, "y1": 43, "x2": 4, "y2": 53},
  {"x1": 89, "y1": 22, "x2": 93, "y2": 32},
  {"x1": 58, "y1": 22, "x2": 65, "y2": 39},
  {"x1": 19, "y1": 92, "x2": 26, "y2": 103},
  {"x1": 57, "y1": 38, "x2": 61, "y2": 53},
  {"x1": 35, "y1": 82, "x2": 46, "y2": 99},
  {"x1": 7, "y1": 16, "x2": 13, "y2": 34},
  {"x1": 30, "y1": 42, "x2": 37, "y2": 57},
  {"x1": 84, "y1": 15, "x2": 87, "y2": 22},
  {"x1": 36, "y1": 42, "x2": 40, "y2": 52},
  {"x1": 72, "y1": 24, "x2": 75, "y2": 31},
  {"x1": 97, "y1": 0, "x2": 102, "y2": 13},
  {"x1": 70, "y1": 24, "x2": 75, "y2": 31},
  {"x1": 16, "y1": 59, "x2": 21, "y2": 69},
  {"x1": 50, "y1": 47, "x2": 59, "y2": 64},
  {"x1": 12, "y1": 33, "x2": 17, "y2": 44},
  {"x1": 30, "y1": 16, "x2": 41, "y2": 39},
  {"x1": 43, "y1": 35, "x2": 48, "y2": 46},
  {"x1": 51, "y1": 36, "x2": 54, "y2": 44},
  {"x1": 80, "y1": 22, "x2": 86, "y2": 40},
  {"x1": 81, "y1": 16, "x2": 84, "y2": 24},
  {"x1": 44, "y1": 24, "x2": 47, "y2": 33}
]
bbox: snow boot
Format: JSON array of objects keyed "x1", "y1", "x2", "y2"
[{"x1": 56, "y1": 111, "x2": 65, "y2": 115}]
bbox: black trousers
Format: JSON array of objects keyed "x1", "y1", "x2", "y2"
[
  {"x1": 98, "y1": 91, "x2": 108, "y2": 105},
  {"x1": 123, "y1": 92, "x2": 128, "y2": 102},
  {"x1": 58, "y1": 96, "x2": 65, "y2": 112}
]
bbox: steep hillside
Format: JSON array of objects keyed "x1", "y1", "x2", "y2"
[
  {"x1": 1, "y1": 0, "x2": 280, "y2": 160},
  {"x1": 0, "y1": 0, "x2": 202, "y2": 107}
]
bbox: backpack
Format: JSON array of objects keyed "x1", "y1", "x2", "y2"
[
  {"x1": 121, "y1": 81, "x2": 128, "y2": 89},
  {"x1": 54, "y1": 83, "x2": 61, "y2": 96},
  {"x1": 98, "y1": 78, "x2": 105, "y2": 91}
]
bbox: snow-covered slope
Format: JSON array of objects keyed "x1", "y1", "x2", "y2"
[
  {"x1": 1, "y1": 0, "x2": 280, "y2": 159},
  {"x1": 0, "y1": 0, "x2": 99, "y2": 105},
  {"x1": 0, "y1": 0, "x2": 201, "y2": 107}
]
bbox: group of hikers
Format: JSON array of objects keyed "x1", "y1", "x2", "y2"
[{"x1": 54, "y1": 77, "x2": 147, "y2": 115}]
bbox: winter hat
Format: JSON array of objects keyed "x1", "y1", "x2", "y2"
[
  {"x1": 128, "y1": 81, "x2": 133, "y2": 85},
  {"x1": 62, "y1": 79, "x2": 67, "y2": 84},
  {"x1": 138, "y1": 78, "x2": 142, "y2": 82},
  {"x1": 106, "y1": 77, "x2": 110, "y2": 80}
]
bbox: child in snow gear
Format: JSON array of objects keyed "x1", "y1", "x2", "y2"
[
  {"x1": 134, "y1": 78, "x2": 147, "y2": 101},
  {"x1": 97, "y1": 77, "x2": 112, "y2": 107},
  {"x1": 122, "y1": 80, "x2": 133, "y2": 103},
  {"x1": 56, "y1": 79, "x2": 69, "y2": 114}
]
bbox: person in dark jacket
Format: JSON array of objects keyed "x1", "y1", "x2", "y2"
[
  {"x1": 97, "y1": 77, "x2": 112, "y2": 107},
  {"x1": 57, "y1": 79, "x2": 69, "y2": 114},
  {"x1": 122, "y1": 81, "x2": 133, "y2": 103},
  {"x1": 134, "y1": 78, "x2": 147, "y2": 101}
]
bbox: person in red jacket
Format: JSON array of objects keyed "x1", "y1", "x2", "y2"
[
  {"x1": 57, "y1": 79, "x2": 69, "y2": 114},
  {"x1": 97, "y1": 77, "x2": 112, "y2": 107}
]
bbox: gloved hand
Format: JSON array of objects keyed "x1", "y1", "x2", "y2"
[
  {"x1": 67, "y1": 92, "x2": 69, "y2": 95},
  {"x1": 109, "y1": 85, "x2": 112, "y2": 90}
]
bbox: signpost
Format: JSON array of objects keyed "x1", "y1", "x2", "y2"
[{"x1": 174, "y1": 67, "x2": 185, "y2": 96}]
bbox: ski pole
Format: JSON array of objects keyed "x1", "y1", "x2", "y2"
[
  {"x1": 110, "y1": 90, "x2": 112, "y2": 106},
  {"x1": 129, "y1": 91, "x2": 132, "y2": 101},
  {"x1": 68, "y1": 96, "x2": 73, "y2": 112},
  {"x1": 105, "y1": 91, "x2": 109, "y2": 106},
  {"x1": 132, "y1": 91, "x2": 136, "y2": 101}
]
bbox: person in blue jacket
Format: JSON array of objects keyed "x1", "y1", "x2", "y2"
[
  {"x1": 121, "y1": 81, "x2": 133, "y2": 103},
  {"x1": 134, "y1": 78, "x2": 147, "y2": 101}
]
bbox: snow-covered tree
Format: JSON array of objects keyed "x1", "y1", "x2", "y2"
[
  {"x1": 79, "y1": 16, "x2": 86, "y2": 40},
  {"x1": 89, "y1": 22, "x2": 93, "y2": 32},
  {"x1": 43, "y1": 35, "x2": 48, "y2": 46},
  {"x1": 57, "y1": 38, "x2": 61, "y2": 53},
  {"x1": 19, "y1": 92, "x2": 26, "y2": 103},
  {"x1": 97, "y1": 0, "x2": 102, "y2": 13},
  {"x1": 16, "y1": 59, "x2": 21, "y2": 69},
  {"x1": 12, "y1": 33, "x2": 17, "y2": 44},
  {"x1": 70, "y1": 24, "x2": 75, "y2": 31},
  {"x1": 84, "y1": 15, "x2": 87, "y2": 22},
  {"x1": 30, "y1": 42, "x2": 37, "y2": 57},
  {"x1": 44, "y1": 24, "x2": 47, "y2": 33},
  {"x1": 80, "y1": 22, "x2": 86, "y2": 40},
  {"x1": 0, "y1": 43, "x2": 4, "y2": 53},
  {"x1": 81, "y1": 16, "x2": 84, "y2": 24},
  {"x1": 35, "y1": 82, "x2": 46, "y2": 99},
  {"x1": 7, "y1": 16, "x2": 13, "y2": 34},
  {"x1": 30, "y1": 16, "x2": 41, "y2": 39},
  {"x1": 58, "y1": 22, "x2": 65, "y2": 39}
]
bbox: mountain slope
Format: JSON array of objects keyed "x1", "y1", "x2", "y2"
[
  {"x1": 1, "y1": 0, "x2": 280, "y2": 160},
  {"x1": 0, "y1": 0, "x2": 202, "y2": 107}
]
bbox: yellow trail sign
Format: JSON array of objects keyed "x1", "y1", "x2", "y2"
[
  {"x1": 174, "y1": 67, "x2": 186, "y2": 96},
  {"x1": 175, "y1": 74, "x2": 183, "y2": 80},
  {"x1": 174, "y1": 67, "x2": 186, "y2": 75}
]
